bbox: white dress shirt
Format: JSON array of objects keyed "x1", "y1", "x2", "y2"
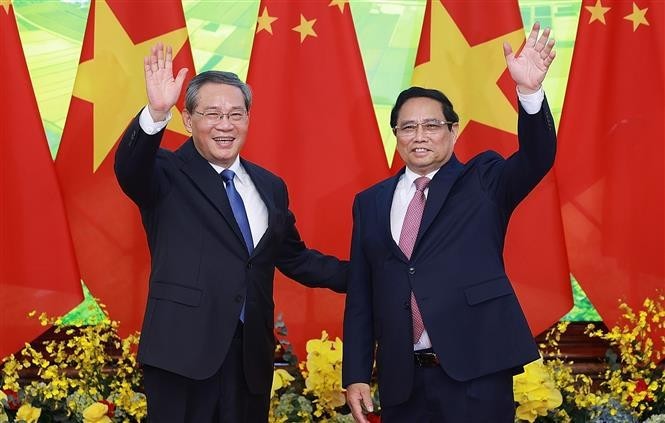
[
  {"x1": 389, "y1": 88, "x2": 545, "y2": 350},
  {"x1": 138, "y1": 107, "x2": 269, "y2": 247}
]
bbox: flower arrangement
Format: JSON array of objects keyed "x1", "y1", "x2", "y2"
[
  {"x1": 514, "y1": 295, "x2": 665, "y2": 422},
  {"x1": 268, "y1": 314, "x2": 381, "y2": 422},
  {"x1": 3, "y1": 296, "x2": 663, "y2": 423},
  {"x1": 0, "y1": 308, "x2": 146, "y2": 422}
]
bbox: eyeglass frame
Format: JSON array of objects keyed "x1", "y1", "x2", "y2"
[
  {"x1": 192, "y1": 109, "x2": 249, "y2": 124},
  {"x1": 392, "y1": 119, "x2": 457, "y2": 136}
]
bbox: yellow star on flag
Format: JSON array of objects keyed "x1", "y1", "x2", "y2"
[
  {"x1": 329, "y1": 0, "x2": 348, "y2": 13},
  {"x1": 412, "y1": 1, "x2": 524, "y2": 136},
  {"x1": 72, "y1": 0, "x2": 189, "y2": 171},
  {"x1": 256, "y1": 6, "x2": 278, "y2": 34},
  {"x1": 292, "y1": 14, "x2": 317, "y2": 43},
  {"x1": 624, "y1": 2, "x2": 649, "y2": 31},
  {"x1": 585, "y1": 0, "x2": 611, "y2": 25},
  {"x1": 0, "y1": 0, "x2": 12, "y2": 13}
]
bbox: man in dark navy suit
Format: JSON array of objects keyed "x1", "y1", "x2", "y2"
[
  {"x1": 343, "y1": 23, "x2": 557, "y2": 422},
  {"x1": 115, "y1": 43, "x2": 346, "y2": 422}
]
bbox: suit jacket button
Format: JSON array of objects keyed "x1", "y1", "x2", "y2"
[
  {"x1": 235, "y1": 295, "x2": 243, "y2": 303},
  {"x1": 403, "y1": 301, "x2": 409, "y2": 310},
  {"x1": 246, "y1": 262, "x2": 253, "y2": 269},
  {"x1": 408, "y1": 267, "x2": 415, "y2": 275}
]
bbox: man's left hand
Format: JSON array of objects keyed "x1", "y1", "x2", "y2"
[{"x1": 503, "y1": 22, "x2": 556, "y2": 94}]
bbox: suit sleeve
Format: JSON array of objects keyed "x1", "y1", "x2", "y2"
[
  {"x1": 342, "y1": 196, "x2": 375, "y2": 387},
  {"x1": 274, "y1": 180, "x2": 348, "y2": 293},
  {"x1": 482, "y1": 95, "x2": 557, "y2": 212},
  {"x1": 114, "y1": 109, "x2": 169, "y2": 208}
]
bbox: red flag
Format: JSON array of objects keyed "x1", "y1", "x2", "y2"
[
  {"x1": 0, "y1": 2, "x2": 82, "y2": 358},
  {"x1": 245, "y1": 1, "x2": 390, "y2": 356},
  {"x1": 412, "y1": 1, "x2": 573, "y2": 335},
  {"x1": 54, "y1": 0, "x2": 195, "y2": 335},
  {"x1": 556, "y1": 1, "x2": 664, "y2": 330}
]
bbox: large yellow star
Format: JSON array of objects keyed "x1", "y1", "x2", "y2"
[
  {"x1": 256, "y1": 6, "x2": 278, "y2": 35},
  {"x1": 292, "y1": 14, "x2": 317, "y2": 43},
  {"x1": 329, "y1": 0, "x2": 348, "y2": 13},
  {"x1": 585, "y1": 0, "x2": 611, "y2": 25},
  {"x1": 412, "y1": 2, "x2": 524, "y2": 135},
  {"x1": 624, "y1": 2, "x2": 649, "y2": 31},
  {"x1": 0, "y1": 0, "x2": 12, "y2": 13},
  {"x1": 72, "y1": 1, "x2": 189, "y2": 171}
]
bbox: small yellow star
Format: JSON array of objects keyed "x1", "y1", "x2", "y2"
[
  {"x1": 329, "y1": 0, "x2": 348, "y2": 13},
  {"x1": 624, "y1": 2, "x2": 649, "y2": 31},
  {"x1": 585, "y1": 0, "x2": 611, "y2": 25},
  {"x1": 256, "y1": 6, "x2": 278, "y2": 35},
  {"x1": 292, "y1": 14, "x2": 317, "y2": 43},
  {"x1": 0, "y1": 0, "x2": 12, "y2": 13}
]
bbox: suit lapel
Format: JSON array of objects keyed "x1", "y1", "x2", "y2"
[
  {"x1": 377, "y1": 170, "x2": 408, "y2": 262},
  {"x1": 177, "y1": 140, "x2": 247, "y2": 250},
  {"x1": 415, "y1": 154, "x2": 464, "y2": 248},
  {"x1": 240, "y1": 159, "x2": 276, "y2": 257}
]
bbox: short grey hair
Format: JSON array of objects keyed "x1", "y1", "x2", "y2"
[{"x1": 184, "y1": 70, "x2": 252, "y2": 112}]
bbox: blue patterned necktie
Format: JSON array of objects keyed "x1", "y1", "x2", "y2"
[{"x1": 221, "y1": 169, "x2": 254, "y2": 322}]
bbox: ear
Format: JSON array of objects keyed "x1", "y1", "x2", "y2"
[
  {"x1": 451, "y1": 123, "x2": 460, "y2": 146},
  {"x1": 182, "y1": 109, "x2": 193, "y2": 133}
]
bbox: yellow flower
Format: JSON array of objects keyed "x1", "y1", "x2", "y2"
[
  {"x1": 271, "y1": 368, "x2": 295, "y2": 398},
  {"x1": 82, "y1": 402, "x2": 112, "y2": 423},
  {"x1": 514, "y1": 359, "x2": 563, "y2": 422},
  {"x1": 16, "y1": 404, "x2": 41, "y2": 423}
]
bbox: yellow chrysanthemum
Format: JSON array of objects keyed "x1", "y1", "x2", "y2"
[
  {"x1": 82, "y1": 402, "x2": 112, "y2": 423},
  {"x1": 514, "y1": 359, "x2": 563, "y2": 422},
  {"x1": 16, "y1": 403, "x2": 41, "y2": 423},
  {"x1": 271, "y1": 369, "x2": 295, "y2": 398}
]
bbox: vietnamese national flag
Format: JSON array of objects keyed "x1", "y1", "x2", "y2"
[
  {"x1": 54, "y1": 0, "x2": 195, "y2": 335},
  {"x1": 411, "y1": 1, "x2": 573, "y2": 336},
  {"x1": 556, "y1": 1, "x2": 664, "y2": 334},
  {"x1": 244, "y1": 0, "x2": 391, "y2": 356},
  {"x1": 0, "y1": 1, "x2": 82, "y2": 358}
]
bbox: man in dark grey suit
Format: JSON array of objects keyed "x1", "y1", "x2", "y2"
[
  {"x1": 115, "y1": 43, "x2": 346, "y2": 422},
  {"x1": 343, "y1": 23, "x2": 557, "y2": 422}
]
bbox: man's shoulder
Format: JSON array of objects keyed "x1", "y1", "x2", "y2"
[
  {"x1": 356, "y1": 174, "x2": 398, "y2": 200},
  {"x1": 463, "y1": 150, "x2": 504, "y2": 170},
  {"x1": 240, "y1": 158, "x2": 284, "y2": 185}
]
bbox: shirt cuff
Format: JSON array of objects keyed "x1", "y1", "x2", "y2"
[
  {"x1": 139, "y1": 106, "x2": 172, "y2": 135},
  {"x1": 517, "y1": 87, "x2": 544, "y2": 115}
]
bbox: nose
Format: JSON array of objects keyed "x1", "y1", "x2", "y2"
[
  {"x1": 213, "y1": 115, "x2": 235, "y2": 131},
  {"x1": 413, "y1": 124, "x2": 427, "y2": 141}
]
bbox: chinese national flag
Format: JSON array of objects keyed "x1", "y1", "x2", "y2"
[
  {"x1": 244, "y1": 1, "x2": 390, "y2": 356},
  {"x1": 54, "y1": 0, "x2": 194, "y2": 334},
  {"x1": 556, "y1": 1, "x2": 664, "y2": 332},
  {"x1": 1, "y1": 2, "x2": 82, "y2": 358},
  {"x1": 412, "y1": 1, "x2": 573, "y2": 335}
]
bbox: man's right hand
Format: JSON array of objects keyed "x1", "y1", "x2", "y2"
[
  {"x1": 346, "y1": 383, "x2": 373, "y2": 423},
  {"x1": 144, "y1": 42, "x2": 188, "y2": 122}
]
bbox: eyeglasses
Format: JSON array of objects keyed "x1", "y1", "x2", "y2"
[
  {"x1": 393, "y1": 119, "x2": 456, "y2": 136},
  {"x1": 193, "y1": 110, "x2": 248, "y2": 124}
]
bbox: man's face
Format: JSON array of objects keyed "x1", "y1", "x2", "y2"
[
  {"x1": 183, "y1": 82, "x2": 249, "y2": 168},
  {"x1": 395, "y1": 97, "x2": 458, "y2": 176}
]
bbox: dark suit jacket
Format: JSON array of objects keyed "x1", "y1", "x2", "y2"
[
  {"x1": 342, "y1": 99, "x2": 556, "y2": 407},
  {"x1": 115, "y1": 112, "x2": 346, "y2": 395}
]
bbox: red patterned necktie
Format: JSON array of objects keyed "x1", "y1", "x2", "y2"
[{"x1": 397, "y1": 176, "x2": 430, "y2": 343}]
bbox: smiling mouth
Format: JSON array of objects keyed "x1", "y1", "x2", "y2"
[
  {"x1": 213, "y1": 136, "x2": 234, "y2": 144},
  {"x1": 412, "y1": 147, "x2": 430, "y2": 153}
]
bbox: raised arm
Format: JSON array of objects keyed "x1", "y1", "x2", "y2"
[
  {"x1": 145, "y1": 42, "x2": 189, "y2": 121},
  {"x1": 503, "y1": 22, "x2": 556, "y2": 94}
]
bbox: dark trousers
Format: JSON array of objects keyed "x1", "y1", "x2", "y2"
[
  {"x1": 381, "y1": 365, "x2": 515, "y2": 423},
  {"x1": 142, "y1": 324, "x2": 270, "y2": 422}
]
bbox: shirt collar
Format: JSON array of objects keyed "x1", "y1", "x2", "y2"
[
  {"x1": 209, "y1": 156, "x2": 247, "y2": 185},
  {"x1": 403, "y1": 166, "x2": 439, "y2": 188}
]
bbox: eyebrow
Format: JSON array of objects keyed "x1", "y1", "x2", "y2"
[{"x1": 200, "y1": 106, "x2": 246, "y2": 111}]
